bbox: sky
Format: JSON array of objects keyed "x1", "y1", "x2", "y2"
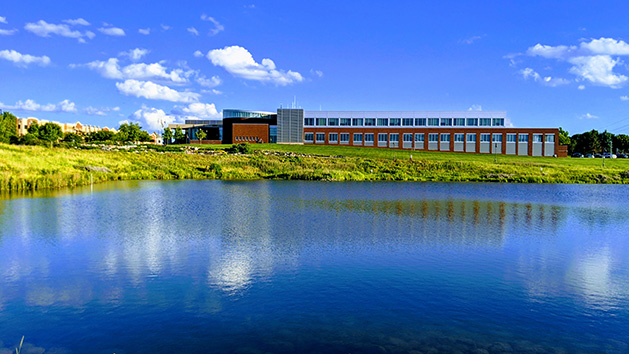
[{"x1": 1, "y1": 0, "x2": 629, "y2": 134}]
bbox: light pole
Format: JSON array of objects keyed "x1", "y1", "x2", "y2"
[{"x1": 494, "y1": 142, "x2": 497, "y2": 163}]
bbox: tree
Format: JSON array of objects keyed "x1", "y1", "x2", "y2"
[
  {"x1": 86, "y1": 130, "x2": 115, "y2": 142},
  {"x1": 39, "y1": 122, "x2": 63, "y2": 148},
  {"x1": 0, "y1": 111, "x2": 18, "y2": 144},
  {"x1": 27, "y1": 122, "x2": 40, "y2": 137},
  {"x1": 599, "y1": 130, "x2": 613, "y2": 153},
  {"x1": 174, "y1": 126, "x2": 186, "y2": 144},
  {"x1": 572, "y1": 129, "x2": 600, "y2": 154},
  {"x1": 117, "y1": 122, "x2": 143, "y2": 143},
  {"x1": 613, "y1": 134, "x2": 629, "y2": 153},
  {"x1": 62, "y1": 132, "x2": 84, "y2": 145},
  {"x1": 162, "y1": 127, "x2": 173, "y2": 145},
  {"x1": 558, "y1": 127, "x2": 571, "y2": 146},
  {"x1": 196, "y1": 129, "x2": 206, "y2": 144}
]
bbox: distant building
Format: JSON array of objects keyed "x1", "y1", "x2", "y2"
[{"x1": 15, "y1": 117, "x2": 116, "y2": 136}]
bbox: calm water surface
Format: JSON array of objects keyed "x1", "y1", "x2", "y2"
[{"x1": 0, "y1": 180, "x2": 628, "y2": 354}]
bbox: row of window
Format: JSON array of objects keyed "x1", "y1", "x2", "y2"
[
  {"x1": 235, "y1": 136, "x2": 262, "y2": 142},
  {"x1": 303, "y1": 117, "x2": 505, "y2": 127},
  {"x1": 304, "y1": 132, "x2": 555, "y2": 143}
]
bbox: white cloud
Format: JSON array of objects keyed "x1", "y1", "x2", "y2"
[
  {"x1": 0, "y1": 16, "x2": 7, "y2": 24},
  {"x1": 131, "y1": 106, "x2": 177, "y2": 131},
  {"x1": 200, "y1": 14, "x2": 224, "y2": 36},
  {"x1": 0, "y1": 49, "x2": 51, "y2": 67},
  {"x1": 207, "y1": 45, "x2": 303, "y2": 85},
  {"x1": 139, "y1": 28, "x2": 150, "y2": 35},
  {"x1": 119, "y1": 48, "x2": 149, "y2": 61},
  {"x1": 187, "y1": 27, "x2": 199, "y2": 36},
  {"x1": 178, "y1": 102, "x2": 220, "y2": 118},
  {"x1": 63, "y1": 18, "x2": 90, "y2": 26},
  {"x1": 578, "y1": 85, "x2": 586, "y2": 90},
  {"x1": 0, "y1": 99, "x2": 77, "y2": 112},
  {"x1": 568, "y1": 55, "x2": 627, "y2": 88},
  {"x1": 460, "y1": 35, "x2": 484, "y2": 45},
  {"x1": 193, "y1": 50, "x2": 204, "y2": 58},
  {"x1": 196, "y1": 75, "x2": 221, "y2": 88},
  {"x1": 85, "y1": 106, "x2": 120, "y2": 116},
  {"x1": 580, "y1": 38, "x2": 629, "y2": 55},
  {"x1": 24, "y1": 20, "x2": 90, "y2": 40},
  {"x1": 0, "y1": 29, "x2": 18, "y2": 36},
  {"x1": 520, "y1": 67, "x2": 570, "y2": 87},
  {"x1": 621, "y1": 96, "x2": 629, "y2": 101},
  {"x1": 98, "y1": 26, "x2": 125, "y2": 36},
  {"x1": 310, "y1": 69, "x2": 323, "y2": 77},
  {"x1": 468, "y1": 104, "x2": 482, "y2": 111},
  {"x1": 580, "y1": 113, "x2": 599, "y2": 120},
  {"x1": 161, "y1": 24, "x2": 171, "y2": 31},
  {"x1": 116, "y1": 80, "x2": 200, "y2": 102},
  {"x1": 77, "y1": 58, "x2": 192, "y2": 83},
  {"x1": 526, "y1": 43, "x2": 577, "y2": 59}
]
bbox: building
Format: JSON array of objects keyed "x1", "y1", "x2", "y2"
[
  {"x1": 16, "y1": 117, "x2": 116, "y2": 136},
  {"x1": 169, "y1": 107, "x2": 567, "y2": 157},
  {"x1": 275, "y1": 109, "x2": 565, "y2": 157}
]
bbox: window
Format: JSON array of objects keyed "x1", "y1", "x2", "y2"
[
  {"x1": 506, "y1": 133, "x2": 517, "y2": 142},
  {"x1": 493, "y1": 118, "x2": 505, "y2": 126},
  {"x1": 305, "y1": 132, "x2": 314, "y2": 142},
  {"x1": 428, "y1": 133, "x2": 439, "y2": 142},
  {"x1": 428, "y1": 118, "x2": 439, "y2": 126},
  {"x1": 518, "y1": 134, "x2": 529, "y2": 142},
  {"x1": 454, "y1": 118, "x2": 465, "y2": 126},
  {"x1": 454, "y1": 133, "x2": 465, "y2": 142},
  {"x1": 316, "y1": 118, "x2": 327, "y2": 126},
  {"x1": 377, "y1": 118, "x2": 388, "y2": 126},
  {"x1": 402, "y1": 118, "x2": 414, "y2": 126},
  {"x1": 316, "y1": 133, "x2": 325, "y2": 142},
  {"x1": 365, "y1": 118, "x2": 376, "y2": 126},
  {"x1": 480, "y1": 118, "x2": 492, "y2": 126},
  {"x1": 378, "y1": 133, "x2": 388, "y2": 142},
  {"x1": 403, "y1": 133, "x2": 413, "y2": 142},
  {"x1": 467, "y1": 133, "x2": 477, "y2": 142},
  {"x1": 329, "y1": 133, "x2": 338, "y2": 143},
  {"x1": 365, "y1": 133, "x2": 374, "y2": 142},
  {"x1": 467, "y1": 118, "x2": 478, "y2": 126},
  {"x1": 533, "y1": 134, "x2": 543, "y2": 143},
  {"x1": 545, "y1": 134, "x2": 555, "y2": 143},
  {"x1": 390, "y1": 133, "x2": 399, "y2": 142},
  {"x1": 328, "y1": 118, "x2": 339, "y2": 126},
  {"x1": 304, "y1": 118, "x2": 315, "y2": 126},
  {"x1": 353, "y1": 133, "x2": 363, "y2": 142},
  {"x1": 340, "y1": 133, "x2": 350, "y2": 143},
  {"x1": 389, "y1": 118, "x2": 401, "y2": 126},
  {"x1": 415, "y1": 118, "x2": 427, "y2": 126},
  {"x1": 481, "y1": 133, "x2": 491, "y2": 142},
  {"x1": 441, "y1": 133, "x2": 451, "y2": 142},
  {"x1": 415, "y1": 133, "x2": 425, "y2": 142},
  {"x1": 440, "y1": 118, "x2": 453, "y2": 126},
  {"x1": 340, "y1": 118, "x2": 351, "y2": 126},
  {"x1": 352, "y1": 118, "x2": 364, "y2": 126},
  {"x1": 493, "y1": 134, "x2": 503, "y2": 142}
]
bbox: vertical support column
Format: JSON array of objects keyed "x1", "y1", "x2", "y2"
[
  {"x1": 476, "y1": 132, "x2": 481, "y2": 153},
  {"x1": 502, "y1": 132, "x2": 507, "y2": 155},
  {"x1": 528, "y1": 132, "x2": 533, "y2": 156},
  {"x1": 450, "y1": 132, "x2": 455, "y2": 151}
]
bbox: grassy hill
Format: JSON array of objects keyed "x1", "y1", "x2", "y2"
[{"x1": 1, "y1": 142, "x2": 628, "y2": 192}]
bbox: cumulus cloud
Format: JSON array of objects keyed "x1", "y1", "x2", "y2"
[
  {"x1": 520, "y1": 37, "x2": 629, "y2": 89},
  {"x1": 460, "y1": 35, "x2": 484, "y2": 45},
  {"x1": 131, "y1": 106, "x2": 176, "y2": 131},
  {"x1": 173, "y1": 102, "x2": 220, "y2": 119},
  {"x1": 24, "y1": 20, "x2": 95, "y2": 42},
  {"x1": 578, "y1": 85, "x2": 586, "y2": 90},
  {"x1": 76, "y1": 58, "x2": 192, "y2": 83},
  {"x1": 63, "y1": 18, "x2": 90, "y2": 26},
  {"x1": 161, "y1": 24, "x2": 171, "y2": 31},
  {"x1": 200, "y1": 14, "x2": 224, "y2": 36},
  {"x1": 0, "y1": 49, "x2": 51, "y2": 67},
  {"x1": 310, "y1": 69, "x2": 323, "y2": 77},
  {"x1": 139, "y1": 28, "x2": 150, "y2": 35},
  {"x1": 85, "y1": 106, "x2": 120, "y2": 116},
  {"x1": 520, "y1": 67, "x2": 570, "y2": 87},
  {"x1": 0, "y1": 29, "x2": 18, "y2": 36},
  {"x1": 621, "y1": 96, "x2": 629, "y2": 101},
  {"x1": 580, "y1": 113, "x2": 599, "y2": 119},
  {"x1": 0, "y1": 99, "x2": 77, "y2": 112},
  {"x1": 207, "y1": 45, "x2": 303, "y2": 85},
  {"x1": 193, "y1": 50, "x2": 204, "y2": 58},
  {"x1": 187, "y1": 27, "x2": 199, "y2": 36},
  {"x1": 116, "y1": 80, "x2": 200, "y2": 102},
  {"x1": 98, "y1": 26, "x2": 125, "y2": 36},
  {"x1": 119, "y1": 48, "x2": 149, "y2": 61},
  {"x1": 0, "y1": 16, "x2": 7, "y2": 24},
  {"x1": 468, "y1": 104, "x2": 482, "y2": 111},
  {"x1": 196, "y1": 75, "x2": 221, "y2": 88}
]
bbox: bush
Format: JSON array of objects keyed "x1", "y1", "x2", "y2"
[{"x1": 226, "y1": 143, "x2": 252, "y2": 154}]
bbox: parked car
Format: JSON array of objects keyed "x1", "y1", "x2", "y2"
[
  {"x1": 572, "y1": 152, "x2": 583, "y2": 158},
  {"x1": 617, "y1": 153, "x2": 628, "y2": 158},
  {"x1": 602, "y1": 153, "x2": 617, "y2": 158},
  {"x1": 585, "y1": 153, "x2": 594, "y2": 158},
  {"x1": 594, "y1": 154, "x2": 603, "y2": 158}
]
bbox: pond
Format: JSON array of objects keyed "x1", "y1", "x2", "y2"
[{"x1": 0, "y1": 180, "x2": 628, "y2": 354}]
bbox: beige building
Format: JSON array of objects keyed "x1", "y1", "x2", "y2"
[{"x1": 16, "y1": 117, "x2": 116, "y2": 136}]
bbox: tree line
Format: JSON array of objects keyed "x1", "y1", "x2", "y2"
[
  {"x1": 0, "y1": 110, "x2": 153, "y2": 147},
  {"x1": 562, "y1": 128, "x2": 629, "y2": 154}
]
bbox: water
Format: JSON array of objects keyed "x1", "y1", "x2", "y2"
[{"x1": 0, "y1": 180, "x2": 628, "y2": 354}]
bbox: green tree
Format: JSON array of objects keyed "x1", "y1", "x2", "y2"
[
  {"x1": 613, "y1": 134, "x2": 629, "y2": 153},
  {"x1": 162, "y1": 127, "x2": 173, "y2": 145},
  {"x1": 196, "y1": 129, "x2": 206, "y2": 144},
  {"x1": 572, "y1": 130, "x2": 600, "y2": 154},
  {"x1": 62, "y1": 132, "x2": 84, "y2": 145},
  {"x1": 117, "y1": 122, "x2": 143, "y2": 143},
  {"x1": 0, "y1": 111, "x2": 18, "y2": 144},
  {"x1": 27, "y1": 122, "x2": 40, "y2": 137},
  {"x1": 138, "y1": 130, "x2": 152, "y2": 142},
  {"x1": 174, "y1": 126, "x2": 186, "y2": 144},
  {"x1": 39, "y1": 122, "x2": 63, "y2": 147},
  {"x1": 87, "y1": 130, "x2": 115, "y2": 142},
  {"x1": 558, "y1": 127, "x2": 571, "y2": 146},
  {"x1": 599, "y1": 130, "x2": 614, "y2": 153}
]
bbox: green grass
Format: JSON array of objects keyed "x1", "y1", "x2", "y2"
[{"x1": 1, "y1": 142, "x2": 628, "y2": 192}]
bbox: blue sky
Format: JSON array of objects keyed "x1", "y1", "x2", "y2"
[{"x1": 1, "y1": 1, "x2": 629, "y2": 134}]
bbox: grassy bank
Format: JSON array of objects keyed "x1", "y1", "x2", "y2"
[{"x1": 1, "y1": 143, "x2": 629, "y2": 192}]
